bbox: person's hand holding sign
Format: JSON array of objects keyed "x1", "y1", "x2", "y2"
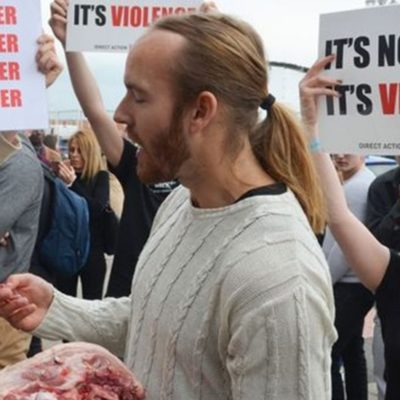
[
  {"x1": 49, "y1": 0, "x2": 68, "y2": 47},
  {"x1": 299, "y1": 55, "x2": 341, "y2": 143},
  {"x1": 36, "y1": 34, "x2": 63, "y2": 88}
]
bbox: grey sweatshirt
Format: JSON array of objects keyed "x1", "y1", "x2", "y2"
[{"x1": 0, "y1": 134, "x2": 43, "y2": 282}]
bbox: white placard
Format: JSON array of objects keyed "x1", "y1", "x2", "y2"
[
  {"x1": 318, "y1": 5, "x2": 400, "y2": 155},
  {"x1": 0, "y1": 0, "x2": 48, "y2": 131},
  {"x1": 66, "y1": 0, "x2": 202, "y2": 53}
]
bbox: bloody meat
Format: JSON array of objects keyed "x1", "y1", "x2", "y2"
[{"x1": 0, "y1": 342, "x2": 145, "y2": 400}]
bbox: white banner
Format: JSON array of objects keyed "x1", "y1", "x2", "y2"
[
  {"x1": 66, "y1": 0, "x2": 202, "y2": 53},
  {"x1": 318, "y1": 5, "x2": 400, "y2": 155},
  {"x1": 0, "y1": 0, "x2": 48, "y2": 131}
]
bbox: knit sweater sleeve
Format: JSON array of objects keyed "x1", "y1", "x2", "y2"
[
  {"x1": 220, "y1": 248, "x2": 335, "y2": 399},
  {"x1": 34, "y1": 289, "x2": 131, "y2": 357}
]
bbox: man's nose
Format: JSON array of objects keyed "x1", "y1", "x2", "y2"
[{"x1": 114, "y1": 96, "x2": 129, "y2": 125}]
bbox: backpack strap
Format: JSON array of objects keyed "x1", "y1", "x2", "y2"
[{"x1": 36, "y1": 164, "x2": 56, "y2": 243}]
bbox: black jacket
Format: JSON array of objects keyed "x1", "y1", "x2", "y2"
[{"x1": 366, "y1": 166, "x2": 400, "y2": 249}]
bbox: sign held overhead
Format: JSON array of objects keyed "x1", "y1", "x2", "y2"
[
  {"x1": 0, "y1": 1, "x2": 48, "y2": 131},
  {"x1": 318, "y1": 5, "x2": 400, "y2": 155},
  {"x1": 66, "y1": 0, "x2": 201, "y2": 53}
]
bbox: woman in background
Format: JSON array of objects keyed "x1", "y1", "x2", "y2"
[
  {"x1": 55, "y1": 128, "x2": 109, "y2": 300},
  {"x1": 300, "y1": 54, "x2": 398, "y2": 400}
]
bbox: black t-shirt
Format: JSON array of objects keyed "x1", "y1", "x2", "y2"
[
  {"x1": 106, "y1": 139, "x2": 177, "y2": 297},
  {"x1": 375, "y1": 250, "x2": 400, "y2": 400},
  {"x1": 235, "y1": 182, "x2": 287, "y2": 202}
]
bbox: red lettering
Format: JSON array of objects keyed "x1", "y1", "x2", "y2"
[
  {"x1": 161, "y1": 7, "x2": 173, "y2": 17},
  {"x1": 142, "y1": 6, "x2": 150, "y2": 27},
  {"x1": 152, "y1": 6, "x2": 160, "y2": 22},
  {"x1": 0, "y1": 6, "x2": 17, "y2": 25},
  {"x1": 10, "y1": 89, "x2": 21, "y2": 106},
  {"x1": 123, "y1": 5, "x2": 129, "y2": 26},
  {"x1": 110, "y1": 6, "x2": 194, "y2": 28},
  {"x1": 379, "y1": 83, "x2": 400, "y2": 115},
  {"x1": 130, "y1": 6, "x2": 141, "y2": 27},
  {"x1": 0, "y1": 89, "x2": 22, "y2": 107},
  {"x1": 0, "y1": 34, "x2": 19, "y2": 53},
  {"x1": 111, "y1": 5, "x2": 124, "y2": 26},
  {"x1": 0, "y1": 61, "x2": 20, "y2": 80}
]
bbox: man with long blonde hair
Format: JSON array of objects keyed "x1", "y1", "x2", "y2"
[{"x1": 0, "y1": 9, "x2": 335, "y2": 399}]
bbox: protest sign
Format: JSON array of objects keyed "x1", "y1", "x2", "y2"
[
  {"x1": 66, "y1": 0, "x2": 201, "y2": 52},
  {"x1": 0, "y1": 0, "x2": 48, "y2": 131},
  {"x1": 318, "y1": 5, "x2": 400, "y2": 155}
]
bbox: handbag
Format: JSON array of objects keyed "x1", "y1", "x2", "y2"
[{"x1": 102, "y1": 204, "x2": 119, "y2": 255}]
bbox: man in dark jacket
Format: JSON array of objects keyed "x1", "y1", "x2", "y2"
[
  {"x1": 366, "y1": 160, "x2": 400, "y2": 400},
  {"x1": 367, "y1": 164, "x2": 400, "y2": 249}
]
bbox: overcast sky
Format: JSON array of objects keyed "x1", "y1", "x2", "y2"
[{"x1": 40, "y1": 0, "x2": 372, "y2": 116}]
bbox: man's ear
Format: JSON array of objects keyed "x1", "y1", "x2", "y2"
[{"x1": 188, "y1": 91, "x2": 218, "y2": 135}]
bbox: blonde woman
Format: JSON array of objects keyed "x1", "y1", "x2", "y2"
[{"x1": 55, "y1": 129, "x2": 109, "y2": 300}]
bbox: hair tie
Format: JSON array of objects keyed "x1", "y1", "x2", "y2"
[{"x1": 260, "y1": 94, "x2": 276, "y2": 111}]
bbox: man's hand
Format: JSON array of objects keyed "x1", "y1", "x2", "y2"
[
  {"x1": 299, "y1": 54, "x2": 339, "y2": 140},
  {"x1": 0, "y1": 274, "x2": 54, "y2": 332},
  {"x1": 36, "y1": 34, "x2": 63, "y2": 88},
  {"x1": 49, "y1": 0, "x2": 68, "y2": 46}
]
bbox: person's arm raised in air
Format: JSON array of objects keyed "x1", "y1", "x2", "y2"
[
  {"x1": 48, "y1": 0, "x2": 123, "y2": 167},
  {"x1": 299, "y1": 55, "x2": 390, "y2": 291}
]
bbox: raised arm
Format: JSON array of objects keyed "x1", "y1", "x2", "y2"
[
  {"x1": 48, "y1": 0, "x2": 123, "y2": 167},
  {"x1": 299, "y1": 55, "x2": 390, "y2": 291}
]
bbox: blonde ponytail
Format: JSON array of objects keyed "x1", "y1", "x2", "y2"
[{"x1": 251, "y1": 102, "x2": 326, "y2": 233}]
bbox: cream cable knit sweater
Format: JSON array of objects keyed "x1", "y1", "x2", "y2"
[{"x1": 36, "y1": 186, "x2": 336, "y2": 399}]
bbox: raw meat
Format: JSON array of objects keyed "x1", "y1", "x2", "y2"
[{"x1": 0, "y1": 342, "x2": 145, "y2": 400}]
